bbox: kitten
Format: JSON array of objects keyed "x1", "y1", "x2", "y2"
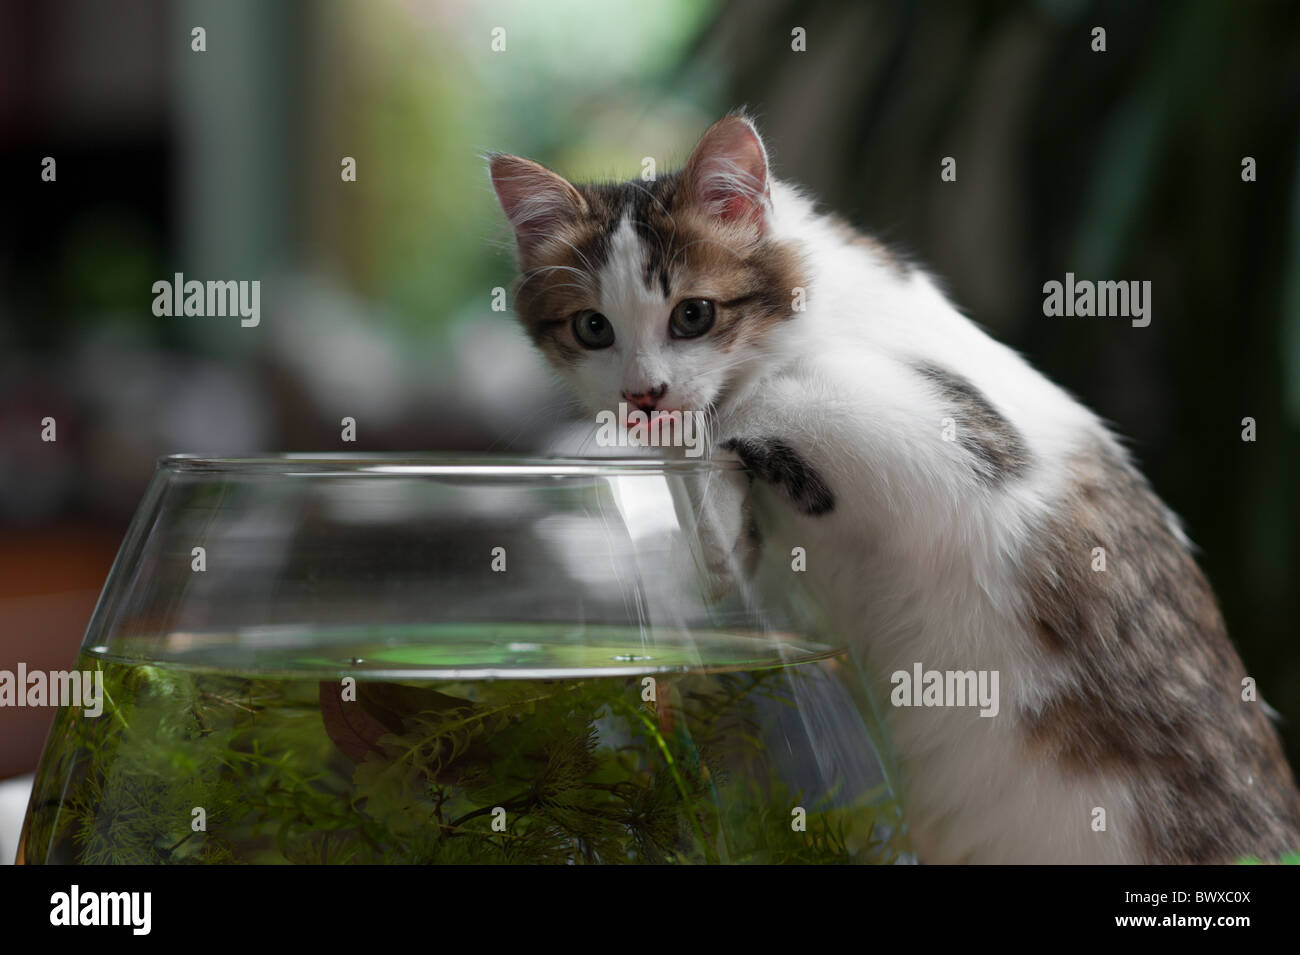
[{"x1": 488, "y1": 112, "x2": 1300, "y2": 863}]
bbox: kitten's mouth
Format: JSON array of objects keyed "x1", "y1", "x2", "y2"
[{"x1": 618, "y1": 404, "x2": 688, "y2": 417}]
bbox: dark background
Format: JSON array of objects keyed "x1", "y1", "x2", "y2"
[{"x1": 2, "y1": 0, "x2": 1299, "y2": 781}]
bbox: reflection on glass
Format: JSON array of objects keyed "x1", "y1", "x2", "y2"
[{"x1": 20, "y1": 455, "x2": 908, "y2": 864}]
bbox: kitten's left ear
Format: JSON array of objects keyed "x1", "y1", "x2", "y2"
[{"x1": 677, "y1": 114, "x2": 772, "y2": 234}]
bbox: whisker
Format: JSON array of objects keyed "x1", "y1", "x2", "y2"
[
  {"x1": 627, "y1": 218, "x2": 667, "y2": 263},
  {"x1": 514, "y1": 264, "x2": 596, "y2": 299},
  {"x1": 668, "y1": 236, "x2": 747, "y2": 271},
  {"x1": 550, "y1": 235, "x2": 599, "y2": 277},
  {"x1": 623, "y1": 179, "x2": 679, "y2": 260}
]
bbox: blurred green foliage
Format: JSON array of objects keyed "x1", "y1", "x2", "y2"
[{"x1": 314, "y1": 0, "x2": 717, "y2": 339}]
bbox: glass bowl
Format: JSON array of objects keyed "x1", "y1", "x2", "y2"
[{"x1": 19, "y1": 453, "x2": 908, "y2": 864}]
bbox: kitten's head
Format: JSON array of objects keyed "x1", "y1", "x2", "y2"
[{"x1": 489, "y1": 113, "x2": 805, "y2": 418}]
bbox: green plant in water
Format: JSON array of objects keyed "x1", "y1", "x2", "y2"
[{"x1": 21, "y1": 650, "x2": 908, "y2": 865}]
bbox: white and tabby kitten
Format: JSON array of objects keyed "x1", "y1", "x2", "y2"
[{"x1": 489, "y1": 113, "x2": 1300, "y2": 863}]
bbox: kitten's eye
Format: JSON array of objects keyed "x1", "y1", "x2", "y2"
[
  {"x1": 572, "y1": 310, "x2": 615, "y2": 349},
  {"x1": 669, "y1": 299, "x2": 716, "y2": 339}
]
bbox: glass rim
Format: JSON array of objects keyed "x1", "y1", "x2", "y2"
[{"x1": 157, "y1": 452, "x2": 743, "y2": 476}]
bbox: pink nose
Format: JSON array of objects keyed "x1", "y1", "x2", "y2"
[{"x1": 622, "y1": 383, "x2": 667, "y2": 412}]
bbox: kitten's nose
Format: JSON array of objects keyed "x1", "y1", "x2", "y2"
[{"x1": 622, "y1": 383, "x2": 668, "y2": 412}]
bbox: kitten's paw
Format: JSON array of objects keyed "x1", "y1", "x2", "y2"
[
  {"x1": 720, "y1": 436, "x2": 836, "y2": 516},
  {"x1": 700, "y1": 487, "x2": 760, "y2": 602},
  {"x1": 672, "y1": 463, "x2": 758, "y2": 603}
]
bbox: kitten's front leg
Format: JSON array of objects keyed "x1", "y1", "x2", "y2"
[
  {"x1": 670, "y1": 459, "x2": 758, "y2": 601},
  {"x1": 716, "y1": 379, "x2": 839, "y2": 520},
  {"x1": 680, "y1": 377, "x2": 839, "y2": 600},
  {"x1": 717, "y1": 437, "x2": 836, "y2": 517}
]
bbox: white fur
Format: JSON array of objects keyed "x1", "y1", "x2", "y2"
[
  {"x1": 718, "y1": 180, "x2": 1143, "y2": 862},
  {"x1": 566, "y1": 217, "x2": 735, "y2": 417},
  {"x1": 562, "y1": 179, "x2": 1151, "y2": 863}
]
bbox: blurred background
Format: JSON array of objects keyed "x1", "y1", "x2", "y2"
[{"x1": 1, "y1": 0, "x2": 1298, "y2": 812}]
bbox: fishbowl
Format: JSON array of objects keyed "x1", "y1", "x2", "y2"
[{"x1": 18, "y1": 454, "x2": 909, "y2": 864}]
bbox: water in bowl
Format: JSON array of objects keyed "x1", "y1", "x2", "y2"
[{"x1": 19, "y1": 624, "x2": 908, "y2": 865}]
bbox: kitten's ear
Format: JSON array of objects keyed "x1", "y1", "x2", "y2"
[
  {"x1": 677, "y1": 114, "x2": 772, "y2": 234},
  {"x1": 488, "y1": 154, "x2": 587, "y2": 258}
]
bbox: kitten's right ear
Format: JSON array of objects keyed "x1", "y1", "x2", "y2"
[
  {"x1": 677, "y1": 114, "x2": 772, "y2": 234},
  {"x1": 488, "y1": 153, "x2": 587, "y2": 259}
]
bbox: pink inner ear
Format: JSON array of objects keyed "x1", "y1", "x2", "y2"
[
  {"x1": 490, "y1": 155, "x2": 584, "y2": 253},
  {"x1": 687, "y1": 119, "x2": 771, "y2": 232},
  {"x1": 721, "y1": 192, "x2": 759, "y2": 225}
]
